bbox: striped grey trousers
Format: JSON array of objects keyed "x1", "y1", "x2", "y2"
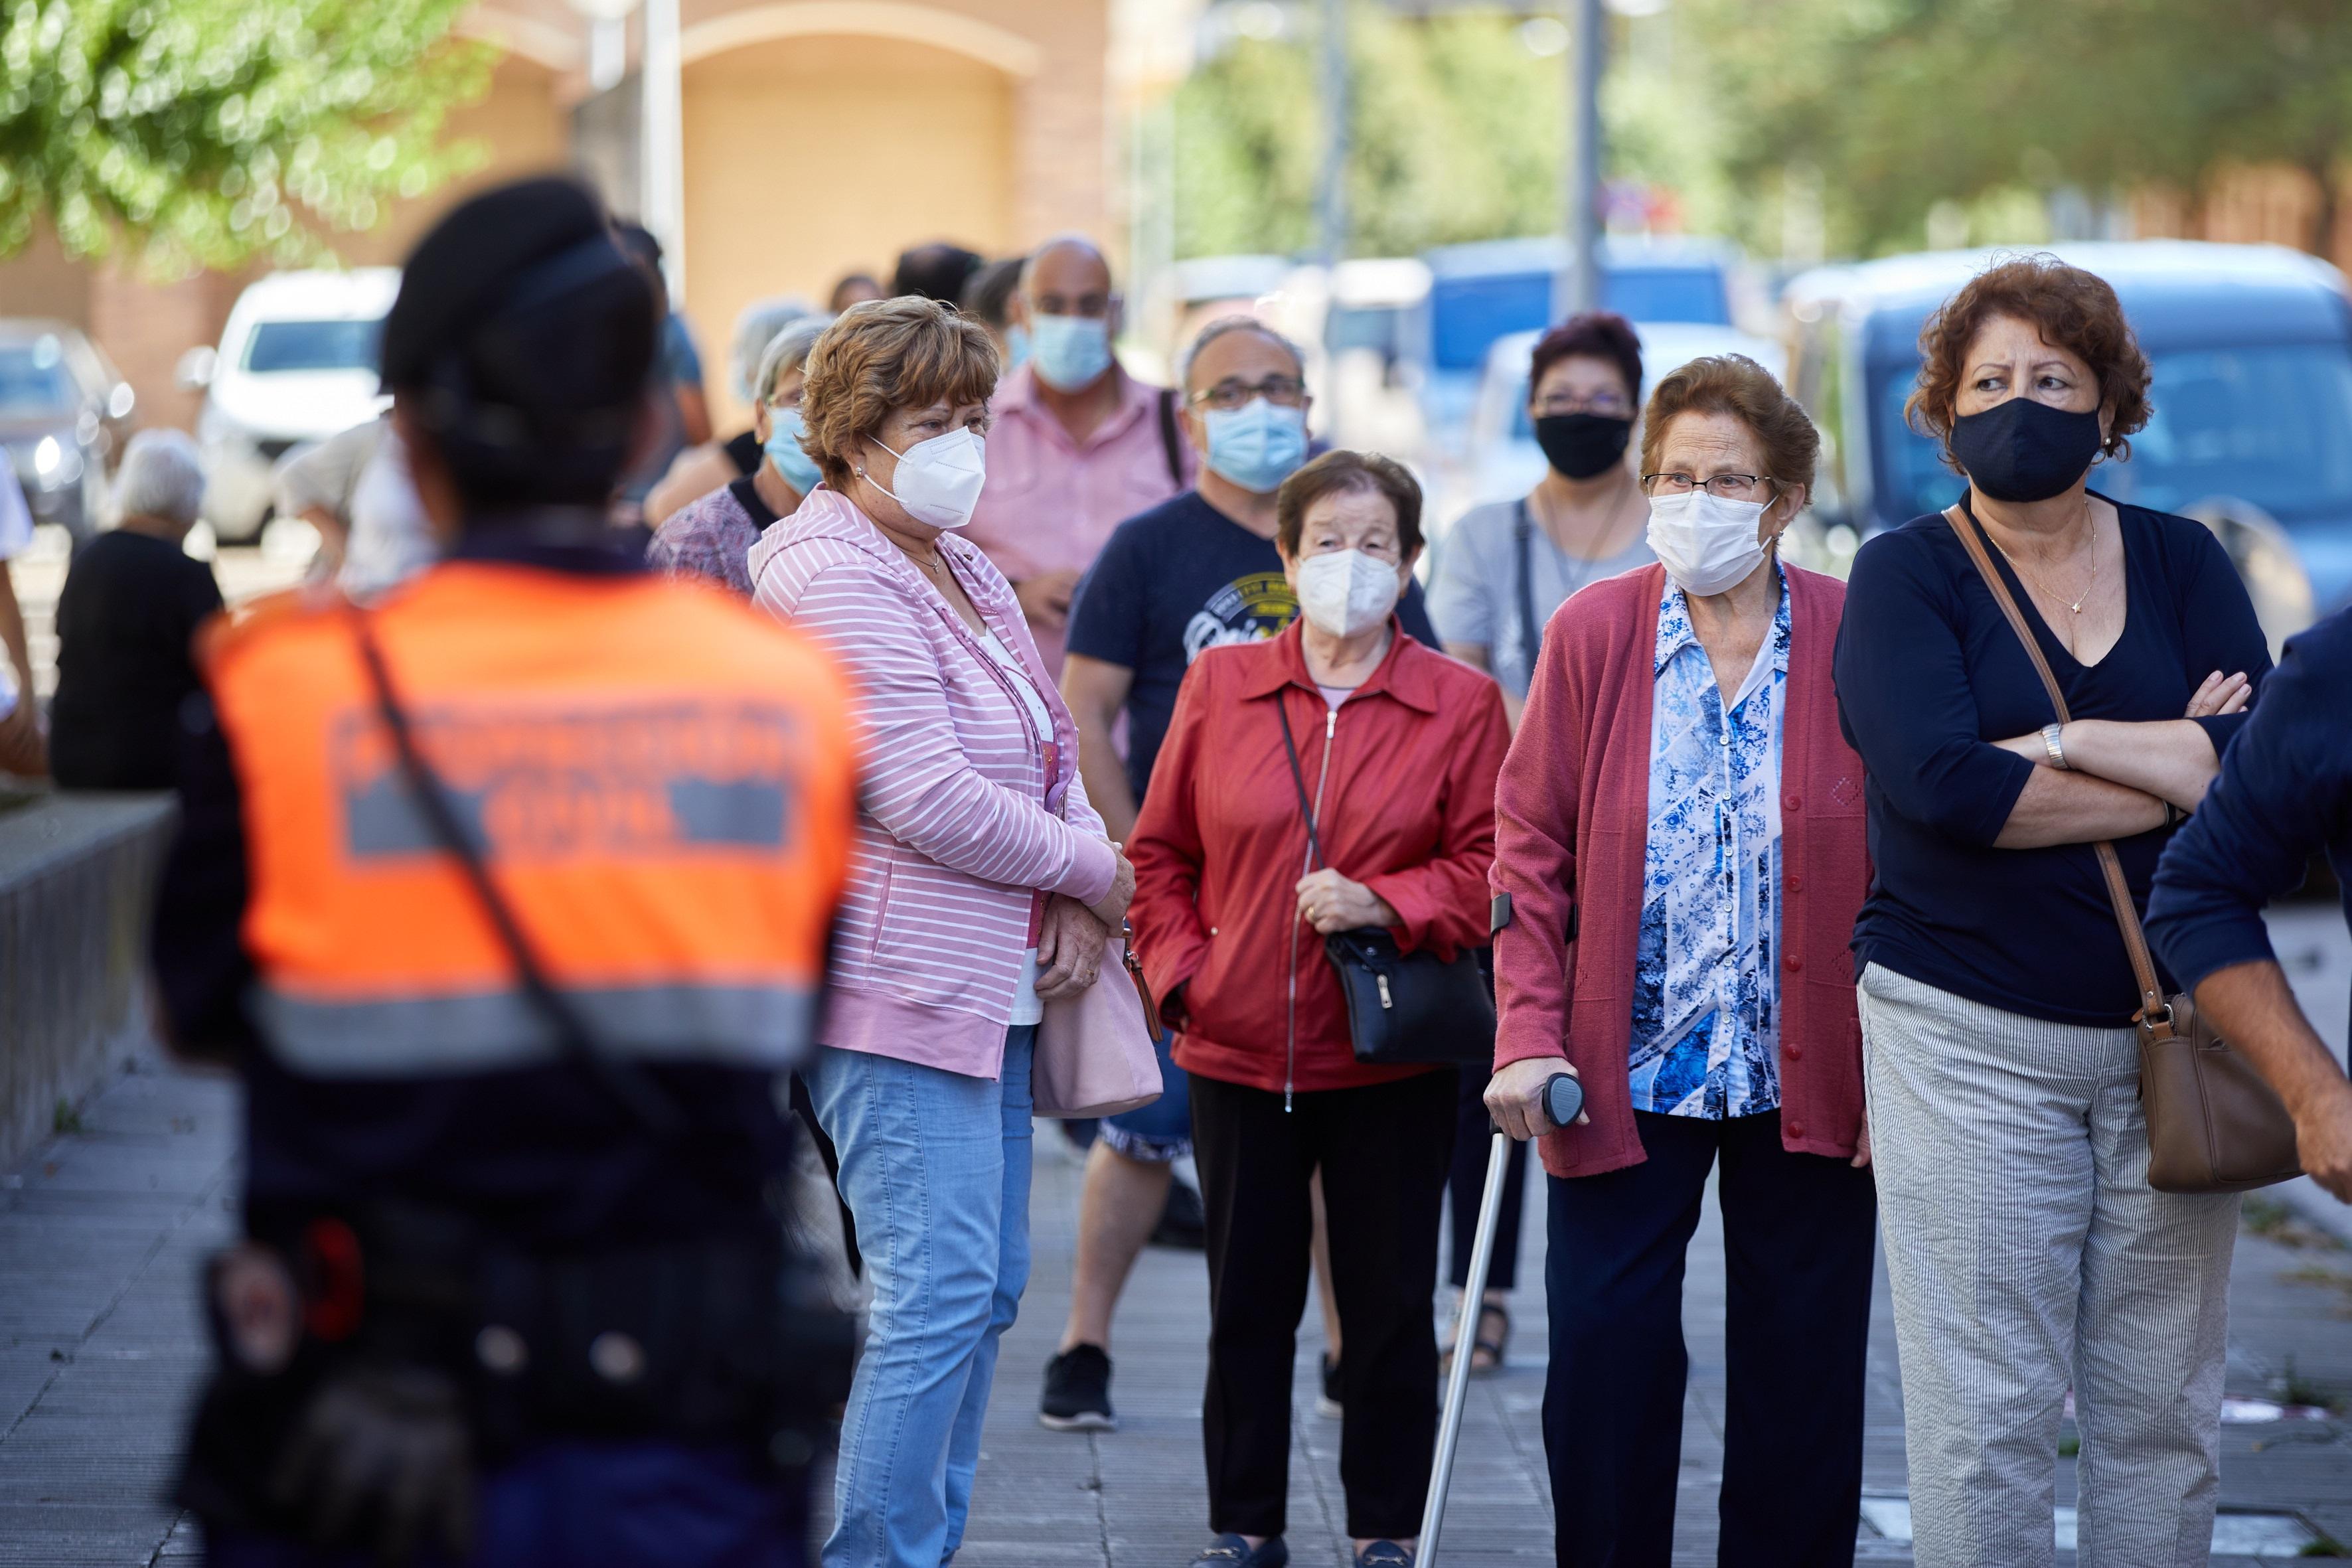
[{"x1": 1857, "y1": 963, "x2": 2240, "y2": 1568}]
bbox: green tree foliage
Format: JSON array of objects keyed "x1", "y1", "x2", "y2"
[
  {"x1": 1172, "y1": 7, "x2": 1565, "y2": 260},
  {"x1": 1679, "y1": 0, "x2": 2352, "y2": 258},
  {"x1": 0, "y1": 0, "x2": 493, "y2": 274}
]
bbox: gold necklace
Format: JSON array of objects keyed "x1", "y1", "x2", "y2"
[{"x1": 1995, "y1": 499, "x2": 2101, "y2": 617}]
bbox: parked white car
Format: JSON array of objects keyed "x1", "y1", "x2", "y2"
[{"x1": 179, "y1": 268, "x2": 398, "y2": 542}]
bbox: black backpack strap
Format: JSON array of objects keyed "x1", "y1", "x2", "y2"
[
  {"x1": 1157, "y1": 386, "x2": 1185, "y2": 489},
  {"x1": 347, "y1": 609, "x2": 684, "y2": 1141}
]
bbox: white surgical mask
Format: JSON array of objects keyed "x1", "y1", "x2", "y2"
[
  {"x1": 864, "y1": 426, "x2": 987, "y2": 530},
  {"x1": 1645, "y1": 489, "x2": 1772, "y2": 597},
  {"x1": 1294, "y1": 548, "x2": 1402, "y2": 638}
]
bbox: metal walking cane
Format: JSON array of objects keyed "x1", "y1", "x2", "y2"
[{"x1": 1415, "y1": 1071, "x2": 1584, "y2": 1568}]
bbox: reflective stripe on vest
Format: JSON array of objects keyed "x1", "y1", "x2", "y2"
[{"x1": 205, "y1": 566, "x2": 856, "y2": 1079}]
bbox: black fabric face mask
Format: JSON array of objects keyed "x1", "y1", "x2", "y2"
[
  {"x1": 1533, "y1": 412, "x2": 1634, "y2": 481},
  {"x1": 1948, "y1": 396, "x2": 2103, "y2": 503}
]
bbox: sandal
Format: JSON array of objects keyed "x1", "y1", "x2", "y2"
[{"x1": 1468, "y1": 1302, "x2": 1510, "y2": 1375}]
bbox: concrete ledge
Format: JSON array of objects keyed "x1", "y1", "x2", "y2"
[{"x1": 0, "y1": 791, "x2": 179, "y2": 1170}]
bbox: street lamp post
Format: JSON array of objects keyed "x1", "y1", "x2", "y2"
[
  {"x1": 640, "y1": 0, "x2": 685, "y2": 307},
  {"x1": 1559, "y1": 0, "x2": 1605, "y2": 318},
  {"x1": 1316, "y1": 0, "x2": 1348, "y2": 266}
]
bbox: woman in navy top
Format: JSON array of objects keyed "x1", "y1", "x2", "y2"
[{"x1": 1832, "y1": 255, "x2": 2270, "y2": 1568}]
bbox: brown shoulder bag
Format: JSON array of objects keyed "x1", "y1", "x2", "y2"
[{"x1": 1944, "y1": 504, "x2": 2301, "y2": 1194}]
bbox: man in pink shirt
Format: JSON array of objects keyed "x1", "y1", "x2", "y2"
[{"x1": 965, "y1": 236, "x2": 1192, "y2": 673}]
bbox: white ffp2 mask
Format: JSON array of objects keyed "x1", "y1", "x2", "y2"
[
  {"x1": 865, "y1": 426, "x2": 987, "y2": 530},
  {"x1": 1294, "y1": 548, "x2": 1403, "y2": 638},
  {"x1": 1645, "y1": 489, "x2": 1771, "y2": 597}
]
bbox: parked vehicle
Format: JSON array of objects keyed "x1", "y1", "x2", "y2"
[
  {"x1": 179, "y1": 268, "x2": 398, "y2": 542},
  {"x1": 1784, "y1": 241, "x2": 2352, "y2": 648},
  {"x1": 0, "y1": 321, "x2": 135, "y2": 546},
  {"x1": 1406, "y1": 236, "x2": 1741, "y2": 463}
]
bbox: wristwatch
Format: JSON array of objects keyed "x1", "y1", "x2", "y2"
[{"x1": 2040, "y1": 722, "x2": 2070, "y2": 771}]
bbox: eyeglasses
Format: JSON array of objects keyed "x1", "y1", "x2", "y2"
[
  {"x1": 1642, "y1": 471, "x2": 1776, "y2": 501},
  {"x1": 1190, "y1": 375, "x2": 1308, "y2": 412},
  {"x1": 1532, "y1": 392, "x2": 1632, "y2": 418}
]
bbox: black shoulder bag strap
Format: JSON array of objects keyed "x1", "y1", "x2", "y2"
[
  {"x1": 1513, "y1": 499, "x2": 1541, "y2": 685},
  {"x1": 1157, "y1": 386, "x2": 1186, "y2": 489},
  {"x1": 1277, "y1": 698, "x2": 1324, "y2": 868},
  {"x1": 347, "y1": 610, "x2": 684, "y2": 1141}
]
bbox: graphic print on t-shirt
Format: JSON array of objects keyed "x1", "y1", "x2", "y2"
[{"x1": 1183, "y1": 571, "x2": 1297, "y2": 663}]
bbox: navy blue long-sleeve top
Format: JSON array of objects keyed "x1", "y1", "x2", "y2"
[
  {"x1": 1833, "y1": 496, "x2": 2271, "y2": 1027},
  {"x1": 2148, "y1": 607, "x2": 2352, "y2": 1006}
]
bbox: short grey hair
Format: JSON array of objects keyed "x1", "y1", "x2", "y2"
[
  {"x1": 113, "y1": 428, "x2": 206, "y2": 527},
  {"x1": 728, "y1": 295, "x2": 816, "y2": 403},
  {"x1": 753, "y1": 315, "x2": 832, "y2": 406},
  {"x1": 1178, "y1": 315, "x2": 1304, "y2": 395}
]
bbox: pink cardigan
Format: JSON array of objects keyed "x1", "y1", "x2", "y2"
[
  {"x1": 749, "y1": 488, "x2": 1117, "y2": 1079},
  {"x1": 1491, "y1": 562, "x2": 1871, "y2": 1178}
]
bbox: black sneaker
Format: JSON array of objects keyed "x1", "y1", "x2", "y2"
[
  {"x1": 1315, "y1": 1352, "x2": 1342, "y2": 1419},
  {"x1": 1040, "y1": 1344, "x2": 1116, "y2": 1431},
  {"x1": 1150, "y1": 1178, "x2": 1207, "y2": 1249},
  {"x1": 1189, "y1": 1535, "x2": 1289, "y2": 1566}
]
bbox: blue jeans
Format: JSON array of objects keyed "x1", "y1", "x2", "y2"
[
  {"x1": 799, "y1": 1026, "x2": 1036, "y2": 1568},
  {"x1": 206, "y1": 1441, "x2": 807, "y2": 1567}
]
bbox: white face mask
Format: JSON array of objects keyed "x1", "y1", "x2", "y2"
[
  {"x1": 1645, "y1": 489, "x2": 1772, "y2": 597},
  {"x1": 1294, "y1": 548, "x2": 1402, "y2": 638},
  {"x1": 864, "y1": 425, "x2": 987, "y2": 530}
]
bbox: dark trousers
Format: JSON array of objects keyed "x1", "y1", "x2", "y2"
[
  {"x1": 1544, "y1": 1110, "x2": 1875, "y2": 1568},
  {"x1": 1190, "y1": 1069, "x2": 1456, "y2": 1541},
  {"x1": 1448, "y1": 1067, "x2": 1526, "y2": 1293}
]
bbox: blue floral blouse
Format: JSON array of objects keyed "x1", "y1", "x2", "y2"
[{"x1": 1627, "y1": 567, "x2": 1792, "y2": 1119}]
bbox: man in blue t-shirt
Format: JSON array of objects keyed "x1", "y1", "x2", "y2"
[{"x1": 1040, "y1": 317, "x2": 1439, "y2": 1435}]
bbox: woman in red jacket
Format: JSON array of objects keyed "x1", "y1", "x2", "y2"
[
  {"x1": 1483, "y1": 355, "x2": 1876, "y2": 1568},
  {"x1": 1131, "y1": 450, "x2": 1509, "y2": 1568}
]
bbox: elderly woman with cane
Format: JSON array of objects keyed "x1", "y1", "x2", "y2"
[{"x1": 1485, "y1": 354, "x2": 1877, "y2": 1568}]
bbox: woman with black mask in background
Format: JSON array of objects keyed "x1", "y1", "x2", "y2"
[{"x1": 1422, "y1": 310, "x2": 1654, "y2": 1379}]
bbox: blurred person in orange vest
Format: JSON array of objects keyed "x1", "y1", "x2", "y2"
[
  {"x1": 963, "y1": 236, "x2": 1192, "y2": 674},
  {"x1": 150, "y1": 176, "x2": 859, "y2": 1568}
]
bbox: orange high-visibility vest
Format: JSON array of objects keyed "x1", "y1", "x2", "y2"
[{"x1": 204, "y1": 563, "x2": 857, "y2": 1078}]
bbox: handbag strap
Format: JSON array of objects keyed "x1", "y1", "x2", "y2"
[
  {"x1": 1513, "y1": 499, "x2": 1540, "y2": 685},
  {"x1": 1277, "y1": 698, "x2": 1324, "y2": 869},
  {"x1": 346, "y1": 609, "x2": 690, "y2": 1137},
  {"x1": 1940, "y1": 503, "x2": 2175, "y2": 1038}
]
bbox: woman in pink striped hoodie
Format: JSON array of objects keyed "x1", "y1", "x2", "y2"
[{"x1": 749, "y1": 298, "x2": 1134, "y2": 1568}]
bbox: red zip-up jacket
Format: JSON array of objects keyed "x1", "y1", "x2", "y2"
[
  {"x1": 1492, "y1": 562, "x2": 1871, "y2": 1178},
  {"x1": 1129, "y1": 619, "x2": 1510, "y2": 1095}
]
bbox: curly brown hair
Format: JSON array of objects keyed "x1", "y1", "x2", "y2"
[
  {"x1": 1907, "y1": 254, "x2": 2151, "y2": 469},
  {"x1": 1275, "y1": 449, "x2": 1425, "y2": 559},
  {"x1": 801, "y1": 296, "x2": 999, "y2": 491},
  {"x1": 1638, "y1": 354, "x2": 1819, "y2": 497}
]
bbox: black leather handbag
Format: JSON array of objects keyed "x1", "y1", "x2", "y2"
[{"x1": 1279, "y1": 703, "x2": 1497, "y2": 1067}]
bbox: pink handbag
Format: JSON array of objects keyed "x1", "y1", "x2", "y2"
[{"x1": 1032, "y1": 933, "x2": 1164, "y2": 1119}]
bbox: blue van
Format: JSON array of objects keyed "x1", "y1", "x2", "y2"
[{"x1": 1784, "y1": 242, "x2": 2352, "y2": 641}]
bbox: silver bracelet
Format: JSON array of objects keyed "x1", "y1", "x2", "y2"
[{"x1": 2041, "y1": 722, "x2": 2070, "y2": 771}]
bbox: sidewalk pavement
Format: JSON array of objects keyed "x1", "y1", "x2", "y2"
[{"x1": 5, "y1": 907, "x2": 2351, "y2": 1566}]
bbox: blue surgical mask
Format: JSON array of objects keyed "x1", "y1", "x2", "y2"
[
  {"x1": 1203, "y1": 399, "x2": 1309, "y2": 494},
  {"x1": 1028, "y1": 313, "x2": 1113, "y2": 391},
  {"x1": 1002, "y1": 323, "x2": 1032, "y2": 372},
  {"x1": 763, "y1": 406, "x2": 823, "y2": 495}
]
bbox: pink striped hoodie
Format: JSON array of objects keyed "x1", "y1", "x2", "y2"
[{"x1": 748, "y1": 487, "x2": 1117, "y2": 1079}]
